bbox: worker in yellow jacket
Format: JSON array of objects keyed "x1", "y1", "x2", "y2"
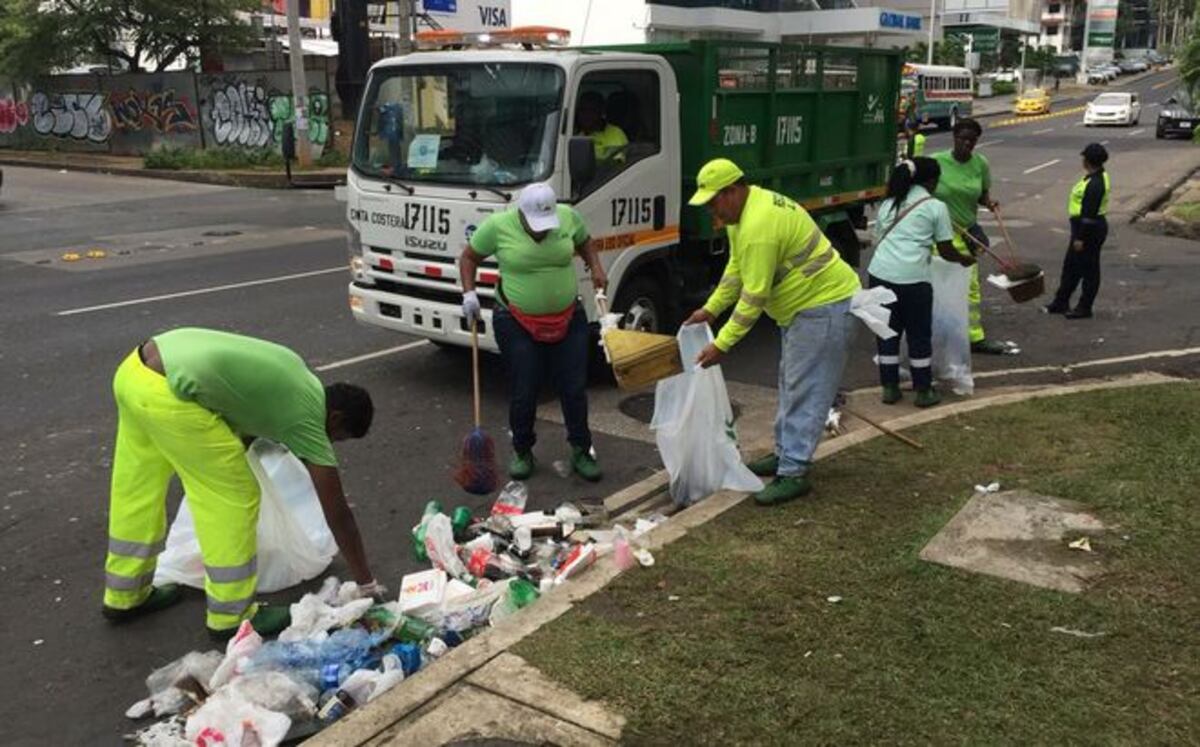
[
  {"x1": 102, "y1": 328, "x2": 383, "y2": 639},
  {"x1": 685, "y1": 159, "x2": 861, "y2": 505}
]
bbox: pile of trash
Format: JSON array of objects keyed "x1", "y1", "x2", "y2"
[{"x1": 126, "y1": 482, "x2": 662, "y2": 746}]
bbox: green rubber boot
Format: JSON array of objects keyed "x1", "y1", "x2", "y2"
[
  {"x1": 746, "y1": 453, "x2": 779, "y2": 477},
  {"x1": 508, "y1": 451, "x2": 536, "y2": 480},
  {"x1": 208, "y1": 605, "x2": 292, "y2": 641},
  {"x1": 881, "y1": 384, "x2": 903, "y2": 404},
  {"x1": 102, "y1": 584, "x2": 183, "y2": 624},
  {"x1": 914, "y1": 387, "x2": 942, "y2": 408},
  {"x1": 571, "y1": 446, "x2": 602, "y2": 482},
  {"x1": 753, "y1": 476, "x2": 812, "y2": 506}
]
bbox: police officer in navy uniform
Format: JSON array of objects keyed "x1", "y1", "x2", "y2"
[{"x1": 1046, "y1": 143, "x2": 1111, "y2": 319}]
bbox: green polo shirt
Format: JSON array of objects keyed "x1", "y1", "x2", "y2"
[
  {"x1": 154, "y1": 328, "x2": 336, "y2": 466},
  {"x1": 470, "y1": 206, "x2": 589, "y2": 315},
  {"x1": 933, "y1": 150, "x2": 991, "y2": 229}
]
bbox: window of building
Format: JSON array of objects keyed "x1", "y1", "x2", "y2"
[
  {"x1": 1046, "y1": 24, "x2": 1060, "y2": 36},
  {"x1": 1048, "y1": 3, "x2": 1061, "y2": 13}
]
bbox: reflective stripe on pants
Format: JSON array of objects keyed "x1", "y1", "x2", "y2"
[{"x1": 105, "y1": 349, "x2": 261, "y2": 631}]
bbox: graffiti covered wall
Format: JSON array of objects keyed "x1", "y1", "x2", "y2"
[
  {"x1": 198, "y1": 72, "x2": 331, "y2": 155},
  {"x1": 0, "y1": 68, "x2": 330, "y2": 156}
]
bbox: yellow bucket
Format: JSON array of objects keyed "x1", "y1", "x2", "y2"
[{"x1": 602, "y1": 328, "x2": 683, "y2": 391}]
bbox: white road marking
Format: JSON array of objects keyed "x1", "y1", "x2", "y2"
[
  {"x1": 1100, "y1": 140, "x2": 1111, "y2": 145},
  {"x1": 1128, "y1": 128, "x2": 1146, "y2": 136},
  {"x1": 1033, "y1": 127, "x2": 1055, "y2": 135},
  {"x1": 974, "y1": 346, "x2": 1200, "y2": 380},
  {"x1": 976, "y1": 139, "x2": 1006, "y2": 148},
  {"x1": 1147, "y1": 102, "x2": 1160, "y2": 108},
  {"x1": 315, "y1": 340, "x2": 430, "y2": 372},
  {"x1": 56, "y1": 266, "x2": 345, "y2": 316},
  {"x1": 1023, "y1": 158, "x2": 1062, "y2": 174}
]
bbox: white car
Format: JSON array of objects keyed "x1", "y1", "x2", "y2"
[{"x1": 1084, "y1": 92, "x2": 1141, "y2": 126}]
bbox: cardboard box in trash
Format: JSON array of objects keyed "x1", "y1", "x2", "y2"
[{"x1": 398, "y1": 569, "x2": 447, "y2": 616}]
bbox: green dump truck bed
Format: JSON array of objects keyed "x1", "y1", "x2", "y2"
[{"x1": 593, "y1": 40, "x2": 902, "y2": 239}]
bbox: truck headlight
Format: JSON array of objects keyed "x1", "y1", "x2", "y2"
[{"x1": 346, "y1": 222, "x2": 373, "y2": 286}]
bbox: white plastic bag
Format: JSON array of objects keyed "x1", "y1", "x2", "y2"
[
  {"x1": 155, "y1": 440, "x2": 337, "y2": 593},
  {"x1": 185, "y1": 691, "x2": 291, "y2": 747},
  {"x1": 849, "y1": 286, "x2": 899, "y2": 340},
  {"x1": 930, "y1": 257, "x2": 974, "y2": 395},
  {"x1": 651, "y1": 325, "x2": 764, "y2": 507},
  {"x1": 208, "y1": 620, "x2": 263, "y2": 691}
]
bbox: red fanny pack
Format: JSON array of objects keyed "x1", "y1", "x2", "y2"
[{"x1": 507, "y1": 301, "x2": 576, "y2": 344}]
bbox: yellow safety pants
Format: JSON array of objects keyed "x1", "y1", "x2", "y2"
[
  {"x1": 952, "y1": 233, "x2": 987, "y2": 343},
  {"x1": 105, "y1": 349, "x2": 260, "y2": 631}
]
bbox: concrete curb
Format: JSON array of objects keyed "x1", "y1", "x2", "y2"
[
  {"x1": 309, "y1": 371, "x2": 1186, "y2": 746},
  {"x1": 0, "y1": 155, "x2": 344, "y2": 190},
  {"x1": 1130, "y1": 161, "x2": 1200, "y2": 223}
]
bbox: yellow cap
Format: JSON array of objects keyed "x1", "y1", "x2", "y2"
[{"x1": 688, "y1": 158, "x2": 744, "y2": 206}]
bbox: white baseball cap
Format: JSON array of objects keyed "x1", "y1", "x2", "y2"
[{"x1": 517, "y1": 182, "x2": 560, "y2": 232}]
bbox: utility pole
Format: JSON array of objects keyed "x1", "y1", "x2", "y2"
[
  {"x1": 398, "y1": 0, "x2": 415, "y2": 55},
  {"x1": 927, "y1": 0, "x2": 937, "y2": 64},
  {"x1": 1018, "y1": 35, "x2": 1027, "y2": 96},
  {"x1": 286, "y1": 0, "x2": 312, "y2": 167}
]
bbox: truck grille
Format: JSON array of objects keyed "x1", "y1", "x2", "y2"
[{"x1": 372, "y1": 278, "x2": 497, "y2": 309}]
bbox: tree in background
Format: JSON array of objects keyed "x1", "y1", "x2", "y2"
[
  {"x1": 907, "y1": 37, "x2": 967, "y2": 67},
  {"x1": 1180, "y1": 14, "x2": 1200, "y2": 95},
  {"x1": 0, "y1": 0, "x2": 261, "y2": 81}
]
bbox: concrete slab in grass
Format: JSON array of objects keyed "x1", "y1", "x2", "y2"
[
  {"x1": 920, "y1": 489, "x2": 1109, "y2": 593},
  {"x1": 368, "y1": 680, "x2": 616, "y2": 747}
]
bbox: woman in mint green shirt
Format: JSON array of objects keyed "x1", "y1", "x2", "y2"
[
  {"x1": 869, "y1": 157, "x2": 975, "y2": 407},
  {"x1": 459, "y1": 183, "x2": 607, "y2": 482}
]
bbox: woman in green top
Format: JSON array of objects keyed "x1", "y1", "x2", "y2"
[
  {"x1": 459, "y1": 183, "x2": 607, "y2": 482},
  {"x1": 932, "y1": 118, "x2": 1009, "y2": 355}
]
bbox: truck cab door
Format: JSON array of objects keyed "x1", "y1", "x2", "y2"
[{"x1": 564, "y1": 60, "x2": 680, "y2": 315}]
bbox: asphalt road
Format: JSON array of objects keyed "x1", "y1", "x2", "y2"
[{"x1": 2, "y1": 66, "x2": 1198, "y2": 745}]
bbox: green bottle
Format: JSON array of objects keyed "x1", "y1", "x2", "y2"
[
  {"x1": 508, "y1": 578, "x2": 540, "y2": 610},
  {"x1": 395, "y1": 614, "x2": 438, "y2": 644},
  {"x1": 451, "y1": 506, "x2": 473, "y2": 542},
  {"x1": 411, "y1": 500, "x2": 443, "y2": 562}
]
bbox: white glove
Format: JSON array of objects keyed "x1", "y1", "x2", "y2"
[
  {"x1": 358, "y1": 579, "x2": 388, "y2": 601},
  {"x1": 462, "y1": 290, "x2": 481, "y2": 321}
]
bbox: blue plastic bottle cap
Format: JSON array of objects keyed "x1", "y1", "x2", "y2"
[
  {"x1": 392, "y1": 642, "x2": 422, "y2": 676},
  {"x1": 320, "y1": 663, "x2": 342, "y2": 691}
]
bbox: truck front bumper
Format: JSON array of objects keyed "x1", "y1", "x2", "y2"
[{"x1": 348, "y1": 283, "x2": 500, "y2": 353}]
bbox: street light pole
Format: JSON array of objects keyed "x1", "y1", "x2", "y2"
[
  {"x1": 285, "y1": 0, "x2": 312, "y2": 167},
  {"x1": 927, "y1": 0, "x2": 937, "y2": 64},
  {"x1": 1018, "y1": 34, "x2": 1027, "y2": 96}
]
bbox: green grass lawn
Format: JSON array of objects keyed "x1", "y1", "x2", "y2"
[{"x1": 514, "y1": 383, "x2": 1200, "y2": 745}]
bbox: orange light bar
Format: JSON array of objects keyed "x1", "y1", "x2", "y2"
[{"x1": 414, "y1": 26, "x2": 571, "y2": 50}]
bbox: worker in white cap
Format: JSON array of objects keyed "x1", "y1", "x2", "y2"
[{"x1": 459, "y1": 183, "x2": 607, "y2": 482}]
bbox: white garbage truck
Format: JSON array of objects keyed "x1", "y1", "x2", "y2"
[{"x1": 343, "y1": 27, "x2": 900, "y2": 351}]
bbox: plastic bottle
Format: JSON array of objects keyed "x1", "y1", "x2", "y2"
[
  {"x1": 317, "y1": 669, "x2": 378, "y2": 724},
  {"x1": 490, "y1": 481, "x2": 528, "y2": 517},
  {"x1": 411, "y1": 500, "x2": 443, "y2": 562},
  {"x1": 451, "y1": 506, "x2": 473, "y2": 541},
  {"x1": 463, "y1": 545, "x2": 528, "y2": 581},
  {"x1": 394, "y1": 614, "x2": 438, "y2": 644},
  {"x1": 246, "y1": 628, "x2": 373, "y2": 683},
  {"x1": 391, "y1": 642, "x2": 423, "y2": 676}
]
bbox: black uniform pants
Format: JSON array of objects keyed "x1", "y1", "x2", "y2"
[
  {"x1": 869, "y1": 275, "x2": 933, "y2": 390},
  {"x1": 1052, "y1": 217, "x2": 1108, "y2": 312}
]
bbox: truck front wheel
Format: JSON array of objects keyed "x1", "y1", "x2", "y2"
[{"x1": 613, "y1": 275, "x2": 669, "y2": 334}]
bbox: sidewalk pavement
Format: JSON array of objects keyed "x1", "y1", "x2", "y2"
[
  {"x1": 309, "y1": 370, "x2": 1183, "y2": 747},
  {"x1": 0, "y1": 149, "x2": 345, "y2": 189}
]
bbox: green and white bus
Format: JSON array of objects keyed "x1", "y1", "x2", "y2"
[{"x1": 900, "y1": 63, "x2": 974, "y2": 130}]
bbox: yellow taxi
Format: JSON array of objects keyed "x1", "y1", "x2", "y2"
[{"x1": 1014, "y1": 89, "x2": 1052, "y2": 116}]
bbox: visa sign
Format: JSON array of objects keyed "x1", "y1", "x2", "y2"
[{"x1": 420, "y1": 0, "x2": 510, "y2": 32}]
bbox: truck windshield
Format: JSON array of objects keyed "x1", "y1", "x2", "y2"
[{"x1": 353, "y1": 63, "x2": 564, "y2": 187}]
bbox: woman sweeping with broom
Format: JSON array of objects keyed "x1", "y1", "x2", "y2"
[
  {"x1": 459, "y1": 183, "x2": 605, "y2": 483},
  {"x1": 869, "y1": 157, "x2": 977, "y2": 407}
]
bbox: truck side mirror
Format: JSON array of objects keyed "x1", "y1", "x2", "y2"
[
  {"x1": 568, "y1": 136, "x2": 596, "y2": 194},
  {"x1": 281, "y1": 122, "x2": 296, "y2": 162}
]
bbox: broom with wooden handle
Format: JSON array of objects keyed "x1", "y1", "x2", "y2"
[{"x1": 453, "y1": 318, "x2": 498, "y2": 495}]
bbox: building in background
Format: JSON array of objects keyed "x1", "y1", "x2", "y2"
[
  {"x1": 510, "y1": 0, "x2": 929, "y2": 49},
  {"x1": 1038, "y1": 0, "x2": 1078, "y2": 54}
]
